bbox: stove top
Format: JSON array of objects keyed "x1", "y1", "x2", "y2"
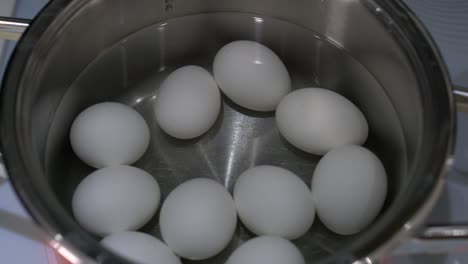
[{"x1": 0, "y1": 1, "x2": 467, "y2": 263}]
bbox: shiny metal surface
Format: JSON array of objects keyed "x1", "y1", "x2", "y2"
[
  {"x1": 454, "y1": 89, "x2": 468, "y2": 112},
  {"x1": 0, "y1": 0, "x2": 456, "y2": 263},
  {"x1": 421, "y1": 226, "x2": 468, "y2": 239},
  {"x1": 0, "y1": 152, "x2": 7, "y2": 184},
  {"x1": 0, "y1": 17, "x2": 29, "y2": 41}
]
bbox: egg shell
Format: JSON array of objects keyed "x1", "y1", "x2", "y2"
[
  {"x1": 233, "y1": 165, "x2": 315, "y2": 240},
  {"x1": 213, "y1": 40, "x2": 291, "y2": 111},
  {"x1": 155, "y1": 65, "x2": 221, "y2": 139},
  {"x1": 159, "y1": 178, "x2": 237, "y2": 260},
  {"x1": 101, "y1": 231, "x2": 181, "y2": 264},
  {"x1": 70, "y1": 102, "x2": 150, "y2": 168},
  {"x1": 72, "y1": 166, "x2": 160, "y2": 236},
  {"x1": 225, "y1": 236, "x2": 305, "y2": 264},
  {"x1": 276, "y1": 88, "x2": 368, "y2": 155},
  {"x1": 312, "y1": 145, "x2": 387, "y2": 235}
]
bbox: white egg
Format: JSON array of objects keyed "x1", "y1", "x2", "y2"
[
  {"x1": 72, "y1": 166, "x2": 160, "y2": 236},
  {"x1": 276, "y1": 88, "x2": 368, "y2": 155},
  {"x1": 226, "y1": 236, "x2": 305, "y2": 264},
  {"x1": 159, "y1": 178, "x2": 237, "y2": 260},
  {"x1": 155, "y1": 65, "x2": 221, "y2": 139},
  {"x1": 213, "y1": 40, "x2": 291, "y2": 111},
  {"x1": 70, "y1": 102, "x2": 150, "y2": 168},
  {"x1": 312, "y1": 145, "x2": 387, "y2": 235},
  {"x1": 233, "y1": 165, "x2": 315, "y2": 240},
  {"x1": 101, "y1": 231, "x2": 181, "y2": 264}
]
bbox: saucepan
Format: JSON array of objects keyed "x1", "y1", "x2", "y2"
[{"x1": 1, "y1": 0, "x2": 468, "y2": 263}]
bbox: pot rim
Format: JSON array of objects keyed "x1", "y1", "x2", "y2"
[{"x1": 0, "y1": 0, "x2": 456, "y2": 263}]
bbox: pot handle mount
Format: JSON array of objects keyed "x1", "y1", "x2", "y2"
[
  {"x1": 0, "y1": 17, "x2": 28, "y2": 41},
  {"x1": 454, "y1": 88, "x2": 468, "y2": 112}
]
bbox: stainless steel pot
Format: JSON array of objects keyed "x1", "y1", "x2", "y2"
[{"x1": 1, "y1": 0, "x2": 467, "y2": 263}]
